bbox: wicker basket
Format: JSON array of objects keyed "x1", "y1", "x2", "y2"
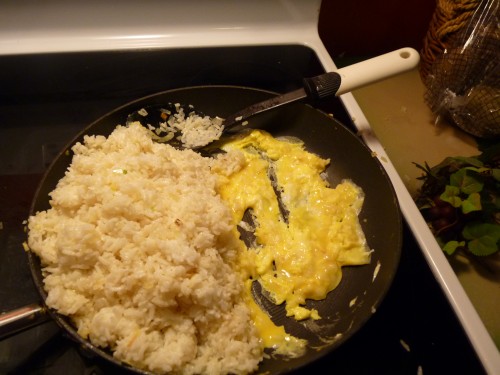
[{"x1": 420, "y1": 0, "x2": 480, "y2": 82}]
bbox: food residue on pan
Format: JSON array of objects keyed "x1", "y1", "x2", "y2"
[
  {"x1": 27, "y1": 119, "x2": 372, "y2": 374},
  {"x1": 373, "y1": 260, "x2": 381, "y2": 282},
  {"x1": 349, "y1": 297, "x2": 358, "y2": 308},
  {"x1": 400, "y1": 339, "x2": 411, "y2": 352}
]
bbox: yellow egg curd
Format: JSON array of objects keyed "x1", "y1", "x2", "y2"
[{"x1": 218, "y1": 129, "x2": 371, "y2": 356}]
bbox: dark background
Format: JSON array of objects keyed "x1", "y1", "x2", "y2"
[{"x1": 319, "y1": 0, "x2": 436, "y2": 58}]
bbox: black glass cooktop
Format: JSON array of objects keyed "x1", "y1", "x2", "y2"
[{"x1": 0, "y1": 45, "x2": 486, "y2": 374}]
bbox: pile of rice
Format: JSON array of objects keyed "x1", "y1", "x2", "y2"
[{"x1": 27, "y1": 122, "x2": 262, "y2": 374}]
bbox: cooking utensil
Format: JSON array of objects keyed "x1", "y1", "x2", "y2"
[
  {"x1": 127, "y1": 48, "x2": 419, "y2": 149},
  {"x1": 0, "y1": 85, "x2": 402, "y2": 374}
]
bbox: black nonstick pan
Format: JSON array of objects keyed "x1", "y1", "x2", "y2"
[{"x1": 10, "y1": 86, "x2": 402, "y2": 374}]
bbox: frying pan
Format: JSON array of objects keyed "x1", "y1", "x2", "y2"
[{"x1": 4, "y1": 86, "x2": 402, "y2": 374}]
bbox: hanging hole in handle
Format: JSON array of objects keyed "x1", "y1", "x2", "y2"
[{"x1": 400, "y1": 50, "x2": 412, "y2": 59}]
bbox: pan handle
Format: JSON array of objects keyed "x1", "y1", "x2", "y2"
[{"x1": 0, "y1": 304, "x2": 51, "y2": 340}]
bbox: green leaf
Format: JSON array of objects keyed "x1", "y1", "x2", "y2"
[
  {"x1": 450, "y1": 168, "x2": 484, "y2": 194},
  {"x1": 461, "y1": 192, "x2": 482, "y2": 214},
  {"x1": 442, "y1": 240, "x2": 465, "y2": 255},
  {"x1": 440, "y1": 185, "x2": 462, "y2": 207},
  {"x1": 468, "y1": 237, "x2": 500, "y2": 256},
  {"x1": 454, "y1": 156, "x2": 483, "y2": 168},
  {"x1": 433, "y1": 156, "x2": 483, "y2": 172},
  {"x1": 462, "y1": 223, "x2": 500, "y2": 256},
  {"x1": 463, "y1": 222, "x2": 500, "y2": 240}
]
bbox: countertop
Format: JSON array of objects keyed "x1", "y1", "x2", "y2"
[{"x1": 351, "y1": 68, "x2": 500, "y2": 351}]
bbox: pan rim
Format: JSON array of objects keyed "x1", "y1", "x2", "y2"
[{"x1": 26, "y1": 85, "x2": 402, "y2": 375}]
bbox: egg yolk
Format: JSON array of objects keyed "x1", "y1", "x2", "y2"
[{"x1": 218, "y1": 129, "x2": 371, "y2": 356}]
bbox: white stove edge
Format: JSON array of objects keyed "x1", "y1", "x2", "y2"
[
  {"x1": 0, "y1": 26, "x2": 320, "y2": 56},
  {"x1": 0, "y1": 0, "x2": 321, "y2": 55},
  {"x1": 1, "y1": 3, "x2": 498, "y2": 372}
]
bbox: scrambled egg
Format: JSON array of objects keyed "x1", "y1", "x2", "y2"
[{"x1": 218, "y1": 129, "x2": 371, "y2": 356}]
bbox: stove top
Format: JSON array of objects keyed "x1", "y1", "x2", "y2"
[
  {"x1": 0, "y1": 44, "x2": 486, "y2": 374},
  {"x1": 0, "y1": 45, "x2": 349, "y2": 175},
  {"x1": 1, "y1": 0, "x2": 497, "y2": 373}
]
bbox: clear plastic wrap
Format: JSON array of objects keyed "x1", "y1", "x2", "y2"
[{"x1": 423, "y1": 0, "x2": 499, "y2": 138}]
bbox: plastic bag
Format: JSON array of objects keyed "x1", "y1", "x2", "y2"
[{"x1": 423, "y1": 0, "x2": 499, "y2": 138}]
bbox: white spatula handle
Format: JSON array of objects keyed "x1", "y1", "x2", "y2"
[{"x1": 303, "y1": 47, "x2": 420, "y2": 100}]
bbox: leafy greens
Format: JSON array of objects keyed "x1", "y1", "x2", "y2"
[{"x1": 414, "y1": 141, "x2": 500, "y2": 259}]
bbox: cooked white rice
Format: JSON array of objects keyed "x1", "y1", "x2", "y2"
[
  {"x1": 27, "y1": 122, "x2": 261, "y2": 375},
  {"x1": 140, "y1": 104, "x2": 224, "y2": 148}
]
